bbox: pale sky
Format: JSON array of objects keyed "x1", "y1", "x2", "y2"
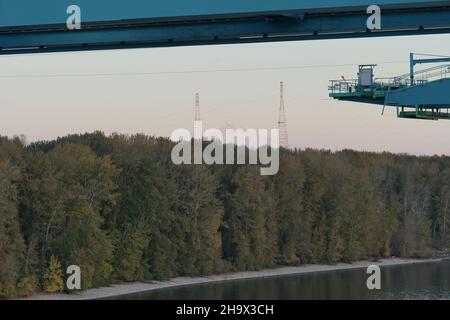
[{"x1": 1, "y1": 33, "x2": 450, "y2": 156}]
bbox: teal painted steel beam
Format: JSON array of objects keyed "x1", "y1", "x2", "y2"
[
  {"x1": 385, "y1": 78, "x2": 450, "y2": 107},
  {"x1": 413, "y1": 58, "x2": 450, "y2": 65},
  {"x1": 1, "y1": 1, "x2": 447, "y2": 29},
  {"x1": 0, "y1": 1, "x2": 450, "y2": 54}
]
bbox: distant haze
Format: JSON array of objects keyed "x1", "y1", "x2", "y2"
[{"x1": 1, "y1": 34, "x2": 450, "y2": 155}]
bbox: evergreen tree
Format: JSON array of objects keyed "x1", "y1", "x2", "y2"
[
  {"x1": 0, "y1": 153, "x2": 24, "y2": 298},
  {"x1": 42, "y1": 255, "x2": 64, "y2": 293}
]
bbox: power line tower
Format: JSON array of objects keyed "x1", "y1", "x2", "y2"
[
  {"x1": 194, "y1": 93, "x2": 202, "y2": 142},
  {"x1": 195, "y1": 93, "x2": 201, "y2": 122},
  {"x1": 277, "y1": 81, "x2": 289, "y2": 149}
]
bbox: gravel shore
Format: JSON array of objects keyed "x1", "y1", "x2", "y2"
[{"x1": 23, "y1": 257, "x2": 444, "y2": 300}]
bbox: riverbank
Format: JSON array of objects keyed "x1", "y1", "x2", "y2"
[{"x1": 23, "y1": 257, "x2": 445, "y2": 300}]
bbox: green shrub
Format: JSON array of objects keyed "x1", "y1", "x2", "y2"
[
  {"x1": 17, "y1": 276, "x2": 38, "y2": 297},
  {"x1": 42, "y1": 256, "x2": 64, "y2": 293}
]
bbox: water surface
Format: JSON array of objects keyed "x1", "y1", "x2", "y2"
[{"x1": 115, "y1": 260, "x2": 450, "y2": 300}]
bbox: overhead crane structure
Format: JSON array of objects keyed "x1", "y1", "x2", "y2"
[
  {"x1": 329, "y1": 53, "x2": 450, "y2": 120},
  {"x1": 0, "y1": 1, "x2": 450, "y2": 54}
]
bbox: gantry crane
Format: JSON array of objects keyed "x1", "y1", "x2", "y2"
[{"x1": 329, "y1": 53, "x2": 450, "y2": 120}]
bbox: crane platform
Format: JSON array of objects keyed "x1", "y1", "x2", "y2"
[{"x1": 329, "y1": 54, "x2": 450, "y2": 120}]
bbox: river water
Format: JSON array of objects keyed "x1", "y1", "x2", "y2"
[{"x1": 115, "y1": 260, "x2": 450, "y2": 300}]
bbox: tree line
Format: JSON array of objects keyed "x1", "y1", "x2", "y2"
[{"x1": 0, "y1": 132, "x2": 449, "y2": 297}]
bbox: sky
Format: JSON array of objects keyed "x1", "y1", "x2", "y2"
[{"x1": 1, "y1": 33, "x2": 450, "y2": 156}]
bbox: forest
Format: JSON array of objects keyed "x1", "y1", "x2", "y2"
[{"x1": 0, "y1": 132, "x2": 449, "y2": 298}]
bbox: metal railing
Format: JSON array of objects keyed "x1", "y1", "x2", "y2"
[
  {"x1": 329, "y1": 64, "x2": 450, "y2": 96},
  {"x1": 328, "y1": 79, "x2": 358, "y2": 94},
  {"x1": 394, "y1": 64, "x2": 450, "y2": 84}
]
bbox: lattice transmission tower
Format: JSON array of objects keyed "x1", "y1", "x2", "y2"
[
  {"x1": 194, "y1": 93, "x2": 202, "y2": 139},
  {"x1": 195, "y1": 93, "x2": 201, "y2": 122},
  {"x1": 277, "y1": 81, "x2": 289, "y2": 149}
]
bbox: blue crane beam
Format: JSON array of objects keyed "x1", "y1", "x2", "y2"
[
  {"x1": 386, "y1": 78, "x2": 450, "y2": 106},
  {"x1": 1, "y1": 1, "x2": 446, "y2": 28},
  {"x1": 0, "y1": 1, "x2": 450, "y2": 54}
]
